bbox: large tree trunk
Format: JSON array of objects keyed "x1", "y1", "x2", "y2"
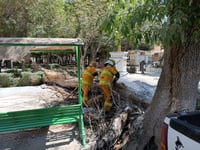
[{"x1": 124, "y1": 42, "x2": 200, "y2": 149}]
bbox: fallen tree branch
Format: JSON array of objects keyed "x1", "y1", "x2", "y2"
[
  {"x1": 41, "y1": 68, "x2": 78, "y2": 89},
  {"x1": 97, "y1": 108, "x2": 130, "y2": 150},
  {"x1": 113, "y1": 83, "x2": 150, "y2": 110},
  {"x1": 87, "y1": 95, "x2": 104, "y2": 106}
]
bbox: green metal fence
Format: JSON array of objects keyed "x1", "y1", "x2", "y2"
[{"x1": 0, "y1": 38, "x2": 86, "y2": 147}]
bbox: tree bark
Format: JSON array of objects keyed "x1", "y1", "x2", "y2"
[{"x1": 124, "y1": 42, "x2": 200, "y2": 149}]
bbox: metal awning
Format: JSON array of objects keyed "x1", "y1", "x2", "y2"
[
  {"x1": 0, "y1": 38, "x2": 84, "y2": 60},
  {"x1": 30, "y1": 46, "x2": 75, "y2": 53},
  {"x1": 0, "y1": 37, "x2": 84, "y2": 46}
]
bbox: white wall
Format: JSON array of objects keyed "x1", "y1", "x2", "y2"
[{"x1": 109, "y1": 52, "x2": 128, "y2": 72}]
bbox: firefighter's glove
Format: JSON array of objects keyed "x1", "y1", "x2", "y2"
[{"x1": 112, "y1": 78, "x2": 118, "y2": 85}]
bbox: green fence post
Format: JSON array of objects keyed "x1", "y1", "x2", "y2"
[{"x1": 75, "y1": 45, "x2": 86, "y2": 147}]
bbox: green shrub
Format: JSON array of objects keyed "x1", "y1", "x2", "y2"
[
  {"x1": 0, "y1": 73, "x2": 13, "y2": 87},
  {"x1": 0, "y1": 71, "x2": 45, "y2": 87},
  {"x1": 17, "y1": 72, "x2": 31, "y2": 86},
  {"x1": 24, "y1": 68, "x2": 32, "y2": 72},
  {"x1": 5, "y1": 68, "x2": 22, "y2": 78},
  {"x1": 12, "y1": 77, "x2": 20, "y2": 87}
]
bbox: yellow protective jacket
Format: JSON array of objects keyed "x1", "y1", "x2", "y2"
[
  {"x1": 99, "y1": 65, "x2": 119, "y2": 87},
  {"x1": 82, "y1": 66, "x2": 97, "y2": 85}
]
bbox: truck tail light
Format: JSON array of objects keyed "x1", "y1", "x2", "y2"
[{"x1": 160, "y1": 122, "x2": 168, "y2": 150}]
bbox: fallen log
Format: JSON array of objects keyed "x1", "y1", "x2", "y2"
[
  {"x1": 41, "y1": 68, "x2": 78, "y2": 88},
  {"x1": 113, "y1": 83, "x2": 150, "y2": 110},
  {"x1": 55, "y1": 78, "x2": 78, "y2": 89}
]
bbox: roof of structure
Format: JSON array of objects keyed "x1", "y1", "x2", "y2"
[
  {"x1": 0, "y1": 38, "x2": 84, "y2": 60},
  {"x1": 0, "y1": 38, "x2": 84, "y2": 46}
]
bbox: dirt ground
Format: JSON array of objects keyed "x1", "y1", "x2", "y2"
[
  {"x1": 0, "y1": 85, "x2": 95, "y2": 150},
  {"x1": 0, "y1": 124, "x2": 84, "y2": 150}
]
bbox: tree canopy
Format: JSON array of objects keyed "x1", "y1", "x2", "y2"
[
  {"x1": 0, "y1": 0, "x2": 116, "y2": 64},
  {"x1": 101, "y1": 0, "x2": 200, "y2": 48}
]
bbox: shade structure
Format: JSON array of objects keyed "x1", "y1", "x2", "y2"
[{"x1": 0, "y1": 37, "x2": 86, "y2": 147}]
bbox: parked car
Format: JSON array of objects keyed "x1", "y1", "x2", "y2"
[{"x1": 152, "y1": 61, "x2": 160, "y2": 68}]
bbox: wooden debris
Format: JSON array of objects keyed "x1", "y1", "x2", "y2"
[
  {"x1": 37, "y1": 70, "x2": 148, "y2": 149},
  {"x1": 97, "y1": 108, "x2": 130, "y2": 150},
  {"x1": 55, "y1": 78, "x2": 78, "y2": 89},
  {"x1": 41, "y1": 68, "x2": 78, "y2": 88},
  {"x1": 113, "y1": 83, "x2": 150, "y2": 110},
  {"x1": 87, "y1": 95, "x2": 104, "y2": 106},
  {"x1": 82, "y1": 83, "x2": 146, "y2": 150}
]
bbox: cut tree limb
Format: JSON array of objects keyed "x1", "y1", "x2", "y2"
[
  {"x1": 41, "y1": 68, "x2": 78, "y2": 88},
  {"x1": 87, "y1": 95, "x2": 104, "y2": 106},
  {"x1": 113, "y1": 83, "x2": 150, "y2": 110}
]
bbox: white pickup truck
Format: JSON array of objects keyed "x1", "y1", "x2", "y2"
[{"x1": 160, "y1": 111, "x2": 200, "y2": 150}]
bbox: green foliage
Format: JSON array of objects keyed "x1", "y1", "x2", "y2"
[
  {"x1": 64, "y1": 0, "x2": 113, "y2": 60},
  {"x1": 27, "y1": 0, "x2": 68, "y2": 37},
  {"x1": 5, "y1": 68, "x2": 22, "y2": 78},
  {"x1": 100, "y1": 0, "x2": 200, "y2": 48},
  {"x1": 12, "y1": 77, "x2": 20, "y2": 87},
  {"x1": 0, "y1": 0, "x2": 34, "y2": 36},
  {"x1": 0, "y1": 73, "x2": 13, "y2": 87},
  {"x1": 138, "y1": 43, "x2": 153, "y2": 51},
  {"x1": 17, "y1": 72, "x2": 31, "y2": 86},
  {"x1": 0, "y1": 0, "x2": 71, "y2": 37},
  {"x1": 17, "y1": 71, "x2": 44, "y2": 86},
  {"x1": 0, "y1": 0, "x2": 114, "y2": 62},
  {"x1": 0, "y1": 71, "x2": 44, "y2": 87},
  {"x1": 100, "y1": 0, "x2": 159, "y2": 46}
]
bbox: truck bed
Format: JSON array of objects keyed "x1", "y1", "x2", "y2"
[
  {"x1": 170, "y1": 112, "x2": 200, "y2": 143},
  {"x1": 167, "y1": 112, "x2": 200, "y2": 149}
]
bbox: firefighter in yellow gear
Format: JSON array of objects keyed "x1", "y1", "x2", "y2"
[
  {"x1": 82, "y1": 61, "x2": 98, "y2": 106},
  {"x1": 99, "y1": 59, "x2": 120, "y2": 112}
]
